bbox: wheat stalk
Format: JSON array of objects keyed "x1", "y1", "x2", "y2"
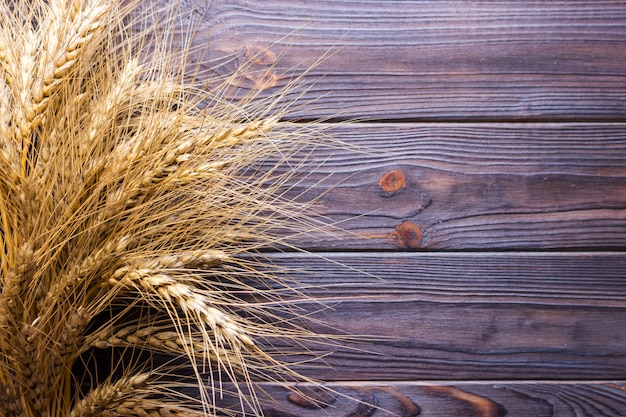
[{"x1": 0, "y1": 0, "x2": 333, "y2": 416}]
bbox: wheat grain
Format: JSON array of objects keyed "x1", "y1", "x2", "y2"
[
  {"x1": 37, "y1": 235, "x2": 132, "y2": 317},
  {"x1": 143, "y1": 250, "x2": 230, "y2": 270},
  {"x1": 42, "y1": 0, "x2": 110, "y2": 84},
  {"x1": 83, "y1": 58, "x2": 142, "y2": 147},
  {"x1": 51, "y1": 306, "x2": 91, "y2": 375},
  {"x1": 91, "y1": 324, "x2": 224, "y2": 361},
  {"x1": 5, "y1": 0, "x2": 110, "y2": 178},
  {"x1": 0, "y1": 18, "x2": 15, "y2": 88},
  {"x1": 11, "y1": 28, "x2": 38, "y2": 144},
  {"x1": 68, "y1": 373, "x2": 150, "y2": 417},
  {"x1": 108, "y1": 267, "x2": 256, "y2": 350},
  {"x1": 105, "y1": 118, "x2": 277, "y2": 213},
  {"x1": 17, "y1": 322, "x2": 50, "y2": 416},
  {"x1": 101, "y1": 399, "x2": 207, "y2": 417},
  {"x1": 87, "y1": 322, "x2": 298, "y2": 401},
  {"x1": 37, "y1": 0, "x2": 110, "y2": 114},
  {"x1": 0, "y1": 381, "x2": 24, "y2": 416},
  {"x1": 90, "y1": 322, "x2": 263, "y2": 371},
  {"x1": 0, "y1": 243, "x2": 35, "y2": 322}
]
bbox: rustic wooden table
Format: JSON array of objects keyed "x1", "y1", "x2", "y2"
[{"x1": 202, "y1": 1, "x2": 626, "y2": 416}]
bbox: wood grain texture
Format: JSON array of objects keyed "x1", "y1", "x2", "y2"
[
  {"x1": 197, "y1": 0, "x2": 626, "y2": 121},
  {"x1": 215, "y1": 382, "x2": 626, "y2": 417},
  {"x1": 170, "y1": 2, "x2": 626, "y2": 415},
  {"x1": 254, "y1": 252, "x2": 626, "y2": 380},
  {"x1": 268, "y1": 123, "x2": 626, "y2": 250}
]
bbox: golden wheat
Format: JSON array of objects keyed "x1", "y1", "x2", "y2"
[
  {"x1": 67, "y1": 373, "x2": 151, "y2": 417},
  {"x1": 0, "y1": 0, "x2": 334, "y2": 416}
]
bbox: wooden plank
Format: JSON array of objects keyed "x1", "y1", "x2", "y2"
[
  {"x1": 214, "y1": 382, "x2": 626, "y2": 417},
  {"x1": 267, "y1": 122, "x2": 626, "y2": 250},
  {"x1": 196, "y1": 1, "x2": 626, "y2": 121},
  {"x1": 250, "y1": 252, "x2": 626, "y2": 380}
]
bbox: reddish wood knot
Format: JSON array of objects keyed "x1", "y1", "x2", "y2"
[
  {"x1": 391, "y1": 221, "x2": 424, "y2": 249},
  {"x1": 379, "y1": 386, "x2": 421, "y2": 417},
  {"x1": 378, "y1": 169, "x2": 406, "y2": 197},
  {"x1": 287, "y1": 385, "x2": 337, "y2": 409},
  {"x1": 244, "y1": 44, "x2": 279, "y2": 90},
  {"x1": 245, "y1": 43, "x2": 277, "y2": 65},
  {"x1": 426, "y1": 386, "x2": 505, "y2": 417},
  {"x1": 345, "y1": 391, "x2": 378, "y2": 417},
  {"x1": 278, "y1": 387, "x2": 420, "y2": 417}
]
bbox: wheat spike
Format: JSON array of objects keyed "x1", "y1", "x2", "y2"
[
  {"x1": 108, "y1": 267, "x2": 257, "y2": 350},
  {"x1": 68, "y1": 373, "x2": 150, "y2": 417},
  {"x1": 0, "y1": 0, "x2": 333, "y2": 416}
]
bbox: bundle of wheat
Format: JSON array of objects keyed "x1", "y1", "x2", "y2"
[{"x1": 0, "y1": 0, "x2": 328, "y2": 415}]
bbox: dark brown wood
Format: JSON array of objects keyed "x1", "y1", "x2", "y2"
[
  {"x1": 197, "y1": 1, "x2": 626, "y2": 121},
  {"x1": 267, "y1": 123, "x2": 626, "y2": 250},
  {"x1": 254, "y1": 252, "x2": 626, "y2": 380},
  {"x1": 215, "y1": 382, "x2": 626, "y2": 417},
  {"x1": 176, "y1": 2, "x2": 626, "y2": 415}
]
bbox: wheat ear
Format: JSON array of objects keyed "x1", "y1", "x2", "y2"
[
  {"x1": 68, "y1": 373, "x2": 150, "y2": 417},
  {"x1": 108, "y1": 268, "x2": 256, "y2": 350}
]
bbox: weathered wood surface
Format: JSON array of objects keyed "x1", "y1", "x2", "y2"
[
  {"x1": 270, "y1": 122, "x2": 626, "y2": 250},
  {"x1": 201, "y1": 0, "x2": 626, "y2": 121},
  {"x1": 258, "y1": 252, "x2": 626, "y2": 380},
  {"x1": 215, "y1": 382, "x2": 626, "y2": 417},
  {"x1": 186, "y1": 0, "x2": 626, "y2": 415}
]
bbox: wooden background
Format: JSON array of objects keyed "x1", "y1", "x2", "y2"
[{"x1": 198, "y1": 1, "x2": 626, "y2": 416}]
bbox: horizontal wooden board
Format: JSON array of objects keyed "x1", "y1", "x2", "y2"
[
  {"x1": 264, "y1": 122, "x2": 626, "y2": 250},
  {"x1": 195, "y1": 1, "x2": 626, "y2": 121},
  {"x1": 214, "y1": 381, "x2": 626, "y2": 417},
  {"x1": 248, "y1": 252, "x2": 626, "y2": 380}
]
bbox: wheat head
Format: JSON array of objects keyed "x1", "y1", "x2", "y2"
[{"x1": 0, "y1": 0, "x2": 333, "y2": 416}]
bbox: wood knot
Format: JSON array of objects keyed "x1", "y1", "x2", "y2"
[
  {"x1": 287, "y1": 385, "x2": 336, "y2": 409},
  {"x1": 245, "y1": 43, "x2": 277, "y2": 65},
  {"x1": 244, "y1": 44, "x2": 279, "y2": 90},
  {"x1": 345, "y1": 391, "x2": 378, "y2": 417},
  {"x1": 391, "y1": 221, "x2": 424, "y2": 249},
  {"x1": 426, "y1": 386, "x2": 506, "y2": 417},
  {"x1": 379, "y1": 169, "x2": 406, "y2": 197},
  {"x1": 378, "y1": 387, "x2": 421, "y2": 417},
  {"x1": 215, "y1": 43, "x2": 281, "y2": 93}
]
